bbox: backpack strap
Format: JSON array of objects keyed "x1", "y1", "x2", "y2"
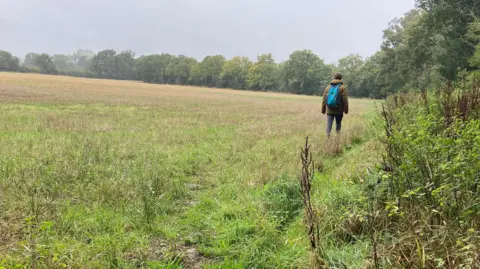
[
  {"x1": 331, "y1": 84, "x2": 341, "y2": 90},
  {"x1": 333, "y1": 83, "x2": 343, "y2": 91}
]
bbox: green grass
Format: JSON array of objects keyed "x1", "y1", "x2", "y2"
[{"x1": 0, "y1": 73, "x2": 380, "y2": 268}]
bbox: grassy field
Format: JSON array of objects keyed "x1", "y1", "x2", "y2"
[{"x1": 0, "y1": 73, "x2": 379, "y2": 268}]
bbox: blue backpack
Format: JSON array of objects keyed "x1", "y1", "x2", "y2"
[{"x1": 326, "y1": 84, "x2": 342, "y2": 108}]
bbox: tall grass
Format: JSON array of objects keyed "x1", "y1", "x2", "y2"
[{"x1": 0, "y1": 73, "x2": 377, "y2": 268}]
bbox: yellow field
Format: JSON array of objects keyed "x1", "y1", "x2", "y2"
[{"x1": 0, "y1": 72, "x2": 377, "y2": 268}]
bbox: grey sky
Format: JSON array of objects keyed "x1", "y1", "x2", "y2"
[{"x1": 0, "y1": 0, "x2": 415, "y2": 63}]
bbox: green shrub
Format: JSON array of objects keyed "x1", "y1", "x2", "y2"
[{"x1": 369, "y1": 75, "x2": 480, "y2": 267}]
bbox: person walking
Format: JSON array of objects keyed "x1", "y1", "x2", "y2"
[{"x1": 321, "y1": 73, "x2": 349, "y2": 137}]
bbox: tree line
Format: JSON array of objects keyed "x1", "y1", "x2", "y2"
[
  {"x1": 0, "y1": 48, "x2": 340, "y2": 96},
  {"x1": 1, "y1": 0, "x2": 478, "y2": 98}
]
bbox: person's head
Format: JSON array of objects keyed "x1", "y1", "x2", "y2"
[{"x1": 333, "y1": 73, "x2": 343, "y2": 80}]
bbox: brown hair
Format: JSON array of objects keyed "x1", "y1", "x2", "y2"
[{"x1": 333, "y1": 73, "x2": 343, "y2": 80}]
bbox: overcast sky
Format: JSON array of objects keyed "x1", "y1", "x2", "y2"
[{"x1": 0, "y1": 0, "x2": 415, "y2": 63}]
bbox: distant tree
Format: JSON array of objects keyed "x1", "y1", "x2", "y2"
[
  {"x1": 0, "y1": 50, "x2": 20, "y2": 71},
  {"x1": 135, "y1": 55, "x2": 157, "y2": 83},
  {"x1": 34, "y1": 54, "x2": 57, "y2": 74},
  {"x1": 415, "y1": 0, "x2": 479, "y2": 79},
  {"x1": 114, "y1": 50, "x2": 135, "y2": 80},
  {"x1": 52, "y1": 54, "x2": 74, "y2": 71},
  {"x1": 188, "y1": 55, "x2": 225, "y2": 87},
  {"x1": 284, "y1": 50, "x2": 331, "y2": 95},
  {"x1": 370, "y1": 9, "x2": 448, "y2": 95},
  {"x1": 337, "y1": 54, "x2": 364, "y2": 97},
  {"x1": 189, "y1": 62, "x2": 204, "y2": 86},
  {"x1": 326, "y1": 64, "x2": 336, "y2": 75},
  {"x1": 155, "y1": 54, "x2": 176, "y2": 83},
  {"x1": 179, "y1": 56, "x2": 198, "y2": 85},
  {"x1": 276, "y1": 62, "x2": 290, "y2": 92},
  {"x1": 220, "y1": 56, "x2": 252, "y2": 89},
  {"x1": 24, "y1": 53, "x2": 40, "y2": 68},
  {"x1": 165, "y1": 55, "x2": 197, "y2": 85},
  {"x1": 90, "y1": 49, "x2": 117, "y2": 78},
  {"x1": 357, "y1": 51, "x2": 385, "y2": 98},
  {"x1": 165, "y1": 56, "x2": 179, "y2": 84},
  {"x1": 135, "y1": 55, "x2": 154, "y2": 83},
  {"x1": 134, "y1": 54, "x2": 175, "y2": 83},
  {"x1": 72, "y1": 49, "x2": 95, "y2": 71},
  {"x1": 374, "y1": 10, "x2": 430, "y2": 95},
  {"x1": 247, "y1": 54, "x2": 278, "y2": 91},
  {"x1": 200, "y1": 55, "x2": 226, "y2": 87}
]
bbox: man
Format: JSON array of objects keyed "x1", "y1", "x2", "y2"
[{"x1": 321, "y1": 73, "x2": 349, "y2": 136}]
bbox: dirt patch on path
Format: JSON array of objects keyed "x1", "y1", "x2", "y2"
[{"x1": 149, "y1": 238, "x2": 210, "y2": 268}]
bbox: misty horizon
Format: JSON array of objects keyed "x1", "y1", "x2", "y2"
[{"x1": 1, "y1": 0, "x2": 415, "y2": 63}]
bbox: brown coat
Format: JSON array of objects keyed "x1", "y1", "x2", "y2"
[{"x1": 321, "y1": 79, "x2": 349, "y2": 115}]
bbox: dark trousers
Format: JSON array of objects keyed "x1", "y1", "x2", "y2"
[{"x1": 326, "y1": 114, "x2": 343, "y2": 136}]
